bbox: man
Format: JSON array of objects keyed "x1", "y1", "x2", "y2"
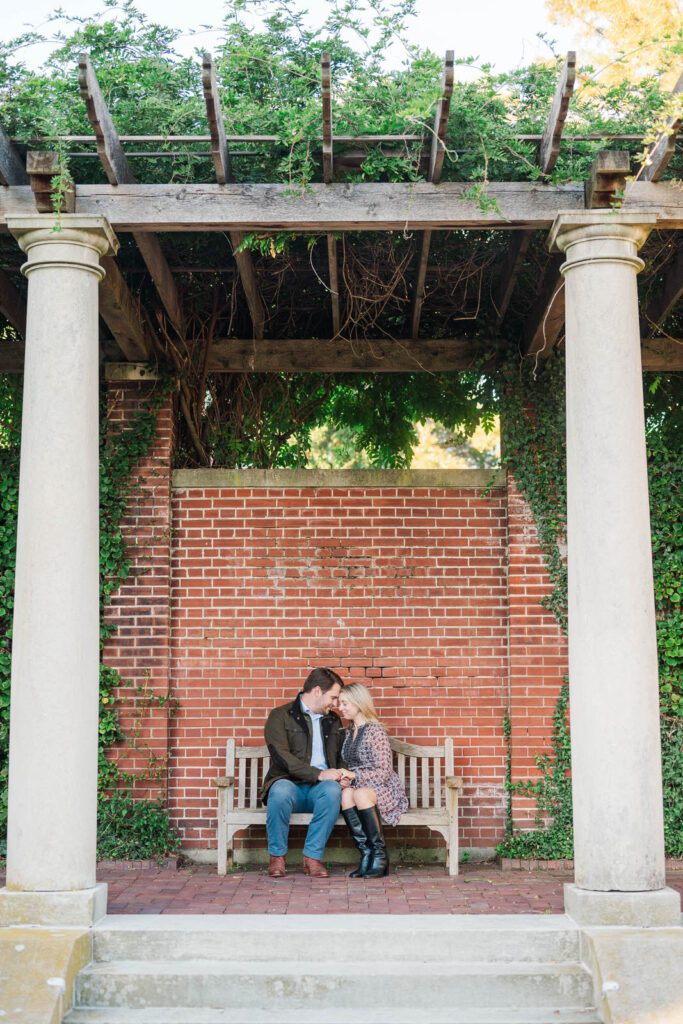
[{"x1": 262, "y1": 667, "x2": 348, "y2": 878}]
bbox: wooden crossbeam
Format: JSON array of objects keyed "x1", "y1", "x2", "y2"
[
  {"x1": 0, "y1": 124, "x2": 29, "y2": 187},
  {"x1": 321, "y1": 52, "x2": 341, "y2": 336},
  {"x1": 78, "y1": 54, "x2": 184, "y2": 337},
  {"x1": 202, "y1": 53, "x2": 265, "y2": 340},
  {"x1": 640, "y1": 72, "x2": 683, "y2": 182},
  {"x1": 539, "y1": 52, "x2": 577, "y2": 175},
  {"x1": 642, "y1": 240, "x2": 683, "y2": 334},
  {"x1": 0, "y1": 181, "x2": 682, "y2": 230},
  {"x1": 2, "y1": 336, "x2": 680, "y2": 374},
  {"x1": 493, "y1": 53, "x2": 576, "y2": 327},
  {"x1": 0, "y1": 269, "x2": 27, "y2": 337},
  {"x1": 410, "y1": 51, "x2": 454, "y2": 339}
]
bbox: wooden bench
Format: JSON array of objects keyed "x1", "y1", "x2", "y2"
[{"x1": 214, "y1": 736, "x2": 462, "y2": 876}]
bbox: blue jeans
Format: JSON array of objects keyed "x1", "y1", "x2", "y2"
[{"x1": 266, "y1": 779, "x2": 341, "y2": 860}]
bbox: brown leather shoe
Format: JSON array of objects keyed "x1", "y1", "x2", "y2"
[
  {"x1": 268, "y1": 855, "x2": 286, "y2": 878},
  {"x1": 303, "y1": 855, "x2": 329, "y2": 878}
]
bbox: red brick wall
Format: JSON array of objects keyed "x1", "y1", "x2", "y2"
[
  {"x1": 169, "y1": 477, "x2": 511, "y2": 851},
  {"x1": 102, "y1": 379, "x2": 175, "y2": 800},
  {"x1": 101, "y1": 385, "x2": 569, "y2": 857}
]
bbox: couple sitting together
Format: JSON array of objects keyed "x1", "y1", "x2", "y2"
[{"x1": 262, "y1": 667, "x2": 408, "y2": 878}]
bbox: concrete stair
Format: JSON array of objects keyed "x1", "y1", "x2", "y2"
[{"x1": 65, "y1": 915, "x2": 601, "y2": 1024}]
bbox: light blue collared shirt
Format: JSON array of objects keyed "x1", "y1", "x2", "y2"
[{"x1": 300, "y1": 697, "x2": 328, "y2": 771}]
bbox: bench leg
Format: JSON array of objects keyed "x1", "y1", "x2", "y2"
[
  {"x1": 217, "y1": 791, "x2": 228, "y2": 876},
  {"x1": 446, "y1": 792, "x2": 459, "y2": 877}
]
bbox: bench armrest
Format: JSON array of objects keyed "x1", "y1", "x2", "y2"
[
  {"x1": 213, "y1": 776, "x2": 235, "y2": 789},
  {"x1": 445, "y1": 776, "x2": 462, "y2": 790}
]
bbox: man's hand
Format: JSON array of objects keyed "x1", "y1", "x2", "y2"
[{"x1": 318, "y1": 768, "x2": 342, "y2": 782}]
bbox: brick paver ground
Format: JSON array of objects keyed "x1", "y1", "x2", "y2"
[{"x1": 83, "y1": 863, "x2": 683, "y2": 916}]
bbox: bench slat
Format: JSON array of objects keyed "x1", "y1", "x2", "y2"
[
  {"x1": 238, "y1": 762, "x2": 246, "y2": 809},
  {"x1": 250, "y1": 756, "x2": 258, "y2": 808},
  {"x1": 410, "y1": 758, "x2": 417, "y2": 808},
  {"x1": 398, "y1": 752, "x2": 406, "y2": 789},
  {"x1": 391, "y1": 738, "x2": 447, "y2": 758},
  {"x1": 434, "y1": 755, "x2": 442, "y2": 809},
  {"x1": 421, "y1": 756, "x2": 429, "y2": 808}
]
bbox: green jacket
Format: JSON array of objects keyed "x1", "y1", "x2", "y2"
[{"x1": 261, "y1": 694, "x2": 346, "y2": 803}]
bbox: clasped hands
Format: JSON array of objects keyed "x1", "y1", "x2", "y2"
[{"x1": 319, "y1": 767, "x2": 355, "y2": 788}]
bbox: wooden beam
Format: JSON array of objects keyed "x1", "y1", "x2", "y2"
[
  {"x1": 3, "y1": 336, "x2": 681, "y2": 375},
  {"x1": 492, "y1": 230, "x2": 532, "y2": 327},
  {"x1": 25, "y1": 151, "x2": 75, "y2": 213},
  {"x1": 643, "y1": 240, "x2": 683, "y2": 334},
  {"x1": 201, "y1": 52, "x2": 265, "y2": 340},
  {"x1": 78, "y1": 54, "x2": 184, "y2": 336},
  {"x1": 493, "y1": 55, "x2": 576, "y2": 327},
  {"x1": 0, "y1": 269, "x2": 26, "y2": 337},
  {"x1": 539, "y1": 52, "x2": 577, "y2": 175},
  {"x1": 1, "y1": 181, "x2": 682, "y2": 230},
  {"x1": 0, "y1": 124, "x2": 29, "y2": 187},
  {"x1": 321, "y1": 53, "x2": 341, "y2": 335},
  {"x1": 640, "y1": 72, "x2": 683, "y2": 182},
  {"x1": 641, "y1": 336, "x2": 683, "y2": 372},
  {"x1": 99, "y1": 255, "x2": 152, "y2": 361},
  {"x1": 523, "y1": 254, "x2": 565, "y2": 356},
  {"x1": 585, "y1": 150, "x2": 630, "y2": 209},
  {"x1": 208, "y1": 337, "x2": 493, "y2": 372},
  {"x1": 410, "y1": 52, "x2": 454, "y2": 339},
  {"x1": 201, "y1": 52, "x2": 231, "y2": 185}
]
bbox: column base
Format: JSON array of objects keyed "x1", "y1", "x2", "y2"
[
  {"x1": 0, "y1": 882, "x2": 107, "y2": 926},
  {"x1": 564, "y1": 882, "x2": 681, "y2": 927}
]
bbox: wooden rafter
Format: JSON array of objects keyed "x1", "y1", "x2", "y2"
[
  {"x1": 493, "y1": 53, "x2": 576, "y2": 328},
  {"x1": 78, "y1": 54, "x2": 183, "y2": 337},
  {"x1": 0, "y1": 124, "x2": 29, "y2": 187},
  {"x1": 539, "y1": 52, "x2": 577, "y2": 176},
  {"x1": 0, "y1": 269, "x2": 27, "y2": 337},
  {"x1": 523, "y1": 254, "x2": 565, "y2": 357},
  {"x1": 321, "y1": 51, "x2": 341, "y2": 336},
  {"x1": 640, "y1": 72, "x2": 683, "y2": 182},
  {"x1": 643, "y1": 239, "x2": 683, "y2": 334},
  {"x1": 410, "y1": 51, "x2": 454, "y2": 340},
  {"x1": 201, "y1": 52, "x2": 265, "y2": 340}
]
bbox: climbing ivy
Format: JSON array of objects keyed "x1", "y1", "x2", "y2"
[{"x1": 495, "y1": 357, "x2": 683, "y2": 860}]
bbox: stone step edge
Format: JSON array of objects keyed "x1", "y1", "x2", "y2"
[
  {"x1": 77, "y1": 959, "x2": 591, "y2": 977},
  {"x1": 65, "y1": 1009, "x2": 603, "y2": 1024}
]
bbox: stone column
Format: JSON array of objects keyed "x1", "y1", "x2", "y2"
[
  {"x1": 1, "y1": 217, "x2": 117, "y2": 924},
  {"x1": 548, "y1": 211, "x2": 679, "y2": 926}
]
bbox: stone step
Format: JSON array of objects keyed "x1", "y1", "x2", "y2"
[
  {"x1": 66, "y1": 1008, "x2": 602, "y2": 1024},
  {"x1": 90, "y1": 914, "x2": 582, "y2": 964},
  {"x1": 74, "y1": 959, "x2": 595, "y2": 1011}
]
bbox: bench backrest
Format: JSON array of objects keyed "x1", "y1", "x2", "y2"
[{"x1": 225, "y1": 735, "x2": 454, "y2": 811}]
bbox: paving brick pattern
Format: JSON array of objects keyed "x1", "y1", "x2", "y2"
[{"x1": 94, "y1": 863, "x2": 683, "y2": 916}]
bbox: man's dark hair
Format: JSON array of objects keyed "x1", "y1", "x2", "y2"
[{"x1": 302, "y1": 667, "x2": 344, "y2": 693}]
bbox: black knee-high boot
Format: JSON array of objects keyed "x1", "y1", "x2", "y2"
[
  {"x1": 357, "y1": 805, "x2": 389, "y2": 877},
  {"x1": 342, "y1": 807, "x2": 373, "y2": 878}
]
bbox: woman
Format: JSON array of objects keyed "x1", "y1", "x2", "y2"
[{"x1": 337, "y1": 683, "x2": 409, "y2": 878}]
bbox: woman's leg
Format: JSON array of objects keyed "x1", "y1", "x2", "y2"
[
  {"x1": 341, "y1": 786, "x2": 372, "y2": 877},
  {"x1": 356, "y1": 798, "x2": 390, "y2": 878},
  {"x1": 351, "y1": 787, "x2": 377, "y2": 809}
]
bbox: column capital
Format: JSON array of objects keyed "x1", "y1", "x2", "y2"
[
  {"x1": 7, "y1": 215, "x2": 118, "y2": 280},
  {"x1": 548, "y1": 209, "x2": 656, "y2": 255}
]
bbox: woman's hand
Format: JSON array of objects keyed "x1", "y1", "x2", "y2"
[{"x1": 339, "y1": 768, "x2": 355, "y2": 780}]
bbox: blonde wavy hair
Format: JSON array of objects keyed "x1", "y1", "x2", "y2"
[{"x1": 342, "y1": 682, "x2": 383, "y2": 726}]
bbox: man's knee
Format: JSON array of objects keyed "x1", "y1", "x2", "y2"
[
  {"x1": 314, "y1": 779, "x2": 342, "y2": 806},
  {"x1": 268, "y1": 780, "x2": 298, "y2": 809}
]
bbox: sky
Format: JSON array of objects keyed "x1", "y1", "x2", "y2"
[{"x1": 4, "y1": 0, "x2": 578, "y2": 74}]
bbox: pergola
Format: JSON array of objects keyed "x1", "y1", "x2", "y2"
[{"x1": 0, "y1": 51, "x2": 682, "y2": 929}]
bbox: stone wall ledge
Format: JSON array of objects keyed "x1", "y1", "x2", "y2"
[{"x1": 173, "y1": 467, "x2": 506, "y2": 490}]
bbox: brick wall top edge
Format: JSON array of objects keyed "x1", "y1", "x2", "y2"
[{"x1": 172, "y1": 468, "x2": 508, "y2": 490}]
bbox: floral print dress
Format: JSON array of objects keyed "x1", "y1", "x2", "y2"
[{"x1": 342, "y1": 723, "x2": 409, "y2": 825}]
